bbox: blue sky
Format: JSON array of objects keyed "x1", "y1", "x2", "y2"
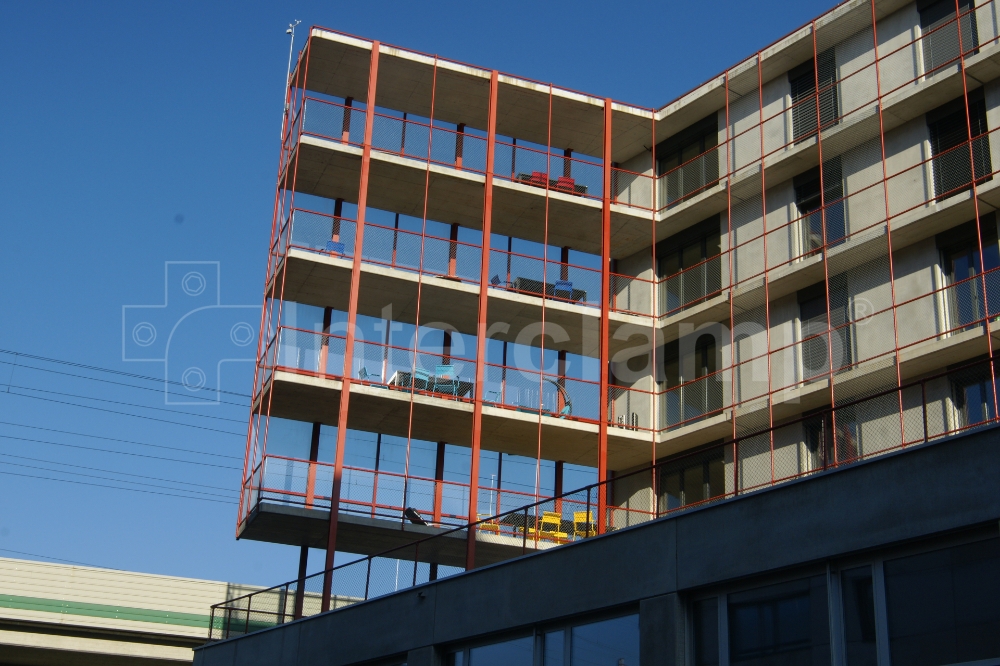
[{"x1": 0, "y1": 0, "x2": 835, "y2": 587}]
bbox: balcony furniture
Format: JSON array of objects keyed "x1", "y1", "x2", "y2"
[
  {"x1": 358, "y1": 366, "x2": 381, "y2": 383},
  {"x1": 554, "y1": 176, "x2": 577, "y2": 193},
  {"x1": 477, "y1": 514, "x2": 501, "y2": 533},
  {"x1": 413, "y1": 367, "x2": 433, "y2": 391},
  {"x1": 516, "y1": 172, "x2": 588, "y2": 195},
  {"x1": 326, "y1": 240, "x2": 345, "y2": 254},
  {"x1": 485, "y1": 389, "x2": 502, "y2": 404},
  {"x1": 553, "y1": 280, "x2": 574, "y2": 299},
  {"x1": 387, "y1": 370, "x2": 474, "y2": 398},
  {"x1": 403, "y1": 507, "x2": 428, "y2": 526},
  {"x1": 432, "y1": 364, "x2": 459, "y2": 396},
  {"x1": 510, "y1": 276, "x2": 587, "y2": 303},
  {"x1": 526, "y1": 511, "x2": 569, "y2": 542},
  {"x1": 490, "y1": 274, "x2": 513, "y2": 289},
  {"x1": 573, "y1": 511, "x2": 596, "y2": 538}
]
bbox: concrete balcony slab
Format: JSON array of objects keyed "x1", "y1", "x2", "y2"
[{"x1": 238, "y1": 503, "x2": 555, "y2": 566}]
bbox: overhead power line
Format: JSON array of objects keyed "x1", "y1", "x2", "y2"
[
  {"x1": 0, "y1": 452, "x2": 236, "y2": 492},
  {"x1": 0, "y1": 349, "x2": 252, "y2": 399},
  {"x1": 1, "y1": 361, "x2": 249, "y2": 407},
  {"x1": 6, "y1": 384, "x2": 246, "y2": 424},
  {"x1": 0, "y1": 469, "x2": 237, "y2": 505},
  {"x1": 0, "y1": 392, "x2": 244, "y2": 436},
  {"x1": 0, "y1": 434, "x2": 240, "y2": 470},
  {"x1": 0, "y1": 420, "x2": 242, "y2": 460},
  {"x1": 0, "y1": 460, "x2": 237, "y2": 501}
]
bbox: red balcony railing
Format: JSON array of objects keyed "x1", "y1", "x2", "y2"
[{"x1": 487, "y1": 248, "x2": 601, "y2": 308}]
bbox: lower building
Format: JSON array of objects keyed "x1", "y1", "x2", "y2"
[
  {"x1": 0, "y1": 557, "x2": 253, "y2": 666},
  {"x1": 194, "y1": 424, "x2": 1000, "y2": 666}
]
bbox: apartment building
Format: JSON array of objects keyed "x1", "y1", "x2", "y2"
[{"x1": 216, "y1": 0, "x2": 1000, "y2": 662}]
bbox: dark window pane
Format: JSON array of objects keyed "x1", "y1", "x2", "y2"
[
  {"x1": 657, "y1": 446, "x2": 726, "y2": 512},
  {"x1": 928, "y1": 92, "x2": 992, "y2": 200},
  {"x1": 728, "y1": 576, "x2": 830, "y2": 666},
  {"x1": 695, "y1": 598, "x2": 721, "y2": 666},
  {"x1": 919, "y1": 0, "x2": 977, "y2": 75},
  {"x1": 469, "y1": 637, "x2": 534, "y2": 666},
  {"x1": 841, "y1": 566, "x2": 877, "y2": 666},
  {"x1": 789, "y1": 49, "x2": 839, "y2": 142},
  {"x1": 885, "y1": 537, "x2": 1000, "y2": 665},
  {"x1": 570, "y1": 615, "x2": 640, "y2": 666},
  {"x1": 657, "y1": 114, "x2": 720, "y2": 205},
  {"x1": 544, "y1": 631, "x2": 564, "y2": 666}
]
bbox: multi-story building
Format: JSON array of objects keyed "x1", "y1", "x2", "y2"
[
  {"x1": 0, "y1": 556, "x2": 253, "y2": 665},
  {"x1": 223, "y1": 0, "x2": 1000, "y2": 660}
]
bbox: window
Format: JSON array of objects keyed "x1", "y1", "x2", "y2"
[
  {"x1": 927, "y1": 91, "x2": 991, "y2": 200},
  {"x1": 919, "y1": 0, "x2": 978, "y2": 75},
  {"x1": 937, "y1": 215, "x2": 1000, "y2": 331},
  {"x1": 662, "y1": 333, "x2": 725, "y2": 427},
  {"x1": 794, "y1": 157, "x2": 845, "y2": 255},
  {"x1": 657, "y1": 215, "x2": 723, "y2": 313},
  {"x1": 798, "y1": 277, "x2": 852, "y2": 382},
  {"x1": 841, "y1": 566, "x2": 877, "y2": 666},
  {"x1": 657, "y1": 114, "x2": 720, "y2": 206},
  {"x1": 693, "y1": 598, "x2": 721, "y2": 666},
  {"x1": 789, "y1": 49, "x2": 838, "y2": 142},
  {"x1": 570, "y1": 615, "x2": 640, "y2": 666},
  {"x1": 948, "y1": 357, "x2": 996, "y2": 429},
  {"x1": 448, "y1": 615, "x2": 639, "y2": 666},
  {"x1": 884, "y1": 537, "x2": 1000, "y2": 665},
  {"x1": 800, "y1": 408, "x2": 833, "y2": 470},
  {"x1": 728, "y1": 576, "x2": 831, "y2": 665},
  {"x1": 462, "y1": 637, "x2": 534, "y2": 666},
  {"x1": 657, "y1": 444, "x2": 725, "y2": 512}
]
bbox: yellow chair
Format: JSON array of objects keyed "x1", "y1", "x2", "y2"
[
  {"x1": 527, "y1": 511, "x2": 568, "y2": 542},
  {"x1": 573, "y1": 511, "x2": 596, "y2": 538},
  {"x1": 477, "y1": 514, "x2": 501, "y2": 533}
]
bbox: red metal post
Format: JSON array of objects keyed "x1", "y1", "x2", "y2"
[
  {"x1": 321, "y1": 42, "x2": 380, "y2": 612},
  {"x1": 466, "y1": 70, "x2": 499, "y2": 570},
  {"x1": 597, "y1": 99, "x2": 612, "y2": 533}
]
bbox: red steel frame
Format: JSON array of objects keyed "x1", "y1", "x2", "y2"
[{"x1": 240, "y1": 0, "x2": 1000, "y2": 610}]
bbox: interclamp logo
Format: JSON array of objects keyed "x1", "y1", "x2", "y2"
[{"x1": 122, "y1": 262, "x2": 258, "y2": 404}]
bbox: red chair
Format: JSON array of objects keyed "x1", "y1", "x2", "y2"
[
  {"x1": 530, "y1": 171, "x2": 547, "y2": 186},
  {"x1": 556, "y1": 176, "x2": 576, "y2": 191}
]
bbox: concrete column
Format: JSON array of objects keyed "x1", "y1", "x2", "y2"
[{"x1": 640, "y1": 592, "x2": 686, "y2": 666}]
